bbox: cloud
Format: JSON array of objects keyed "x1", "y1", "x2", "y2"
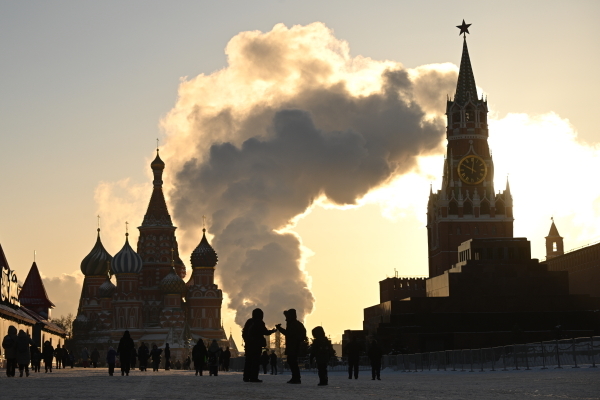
[
  {"x1": 42, "y1": 271, "x2": 84, "y2": 318},
  {"x1": 159, "y1": 22, "x2": 456, "y2": 326}
]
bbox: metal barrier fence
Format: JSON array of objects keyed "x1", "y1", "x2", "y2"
[
  {"x1": 229, "y1": 356, "x2": 373, "y2": 373},
  {"x1": 382, "y1": 336, "x2": 600, "y2": 372}
]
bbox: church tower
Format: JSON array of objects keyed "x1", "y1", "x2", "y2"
[
  {"x1": 137, "y1": 149, "x2": 186, "y2": 327},
  {"x1": 545, "y1": 218, "x2": 564, "y2": 259},
  {"x1": 427, "y1": 22, "x2": 514, "y2": 277}
]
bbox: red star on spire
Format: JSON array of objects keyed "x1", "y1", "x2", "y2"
[{"x1": 457, "y1": 20, "x2": 472, "y2": 37}]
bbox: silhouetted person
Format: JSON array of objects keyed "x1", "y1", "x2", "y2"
[
  {"x1": 183, "y1": 355, "x2": 191, "y2": 370},
  {"x1": 345, "y1": 336, "x2": 361, "y2": 379},
  {"x1": 222, "y1": 346, "x2": 231, "y2": 372},
  {"x1": 30, "y1": 344, "x2": 41, "y2": 372},
  {"x1": 260, "y1": 350, "x2": 269, "y2": 374},
  {"x1": 164, "y1": 343, "x2": 171, "y2": 370},
  {"x1": 310, "y1": 326, "x2": 334, "y2": 386},
  {"x1": 243, "y1": 308, "x2": 276, "y2": 383},
  {"x1": 192, "y1": 339, "x2": 208, "y2": 376},
  {"x1": 208, "y1": 340, "x2": 220, "y2": 376},
  {"x1": 68, "y1": 349, "x2": 75, "y2": 368},
  {"x1": 16, "y1": 330, "x2": 34, "y2": 377},
  {"x1": 117, "y1": 330, "x2": 134, "y2": 376},
  {"x1": 90, "y1": 348, "x2": 100, "y2": 368},
  {"x1": 150, "y1": 344, "x2": 162, "y2": 372},
  {"x1": 3, "y1": 325, "x2": 18, "y2": 377},
  {"x1": 54, "y1": 343, "x2": 63, "y2": 369},
  {"x1": 81, "y1": 347, "x2": 90, "y2": 368},
  {"x1": 107, "y1": 346, "x2": 117, "y2": 376},
  {"x1": 62, "y1": 348, "x2": 70, "y2": 369},
  {"x1": 368, "y1": 340, "x2": 382, "y2": 380},
  {"x1": 175, "y1": 359, "x2": 182, "y2": 370},
  {"x1": 270, "y1": 351, "x2": 278, "y2": 375},
  {"x1": 42, "y1": 340, "x2": 55, "y2": 373},
  {"x1": 138, "y1": 343, "x2": 149, "y2": 371},
  {"x1": 276, "y1": 308, "x2": 306, "y2": 384},
  {"x1": 130, "y1": 346, "x2": 137, "y2": 370}
]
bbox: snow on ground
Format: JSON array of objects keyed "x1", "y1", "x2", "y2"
[{"x1": 1, "y1": 366, "x2": 599, "y2": 400}]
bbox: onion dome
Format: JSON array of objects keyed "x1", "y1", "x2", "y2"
[
  {"x1": 80, "y1": 229, "x2": 113, "y2": 276},
  {"x1": 151, "y1": 149, "x2": 165, "y2": 170},
  {"x1": 98, "y1": 276, "x2": 116, "y2": 298},
  {"x1": 160, "y1": 269, "x2": 186, "y2": 295},
  {"x1": 112, "y1": 233, "x2": 143, "y2": 274},
  {"x1": 191, "y1": 229, "x2": 218, "y2": 268}
]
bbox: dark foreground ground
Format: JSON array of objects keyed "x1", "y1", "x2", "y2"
[{"x1": 1, "y1": 367, "x2": 599, "y2": 399}]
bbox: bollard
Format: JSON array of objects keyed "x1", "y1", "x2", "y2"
[
  {"x1": 572, "y1": 338, "x2": 579, "y2": 368},
  {"x1": 590, "y1": 336, "x2": 597, "y2": 368},
  {"x1": 555, "y1": 339, "x2": 562, "y2": 369},
  {"x1": 541, "y1": 341, "x2": 547, "y2": 370}
]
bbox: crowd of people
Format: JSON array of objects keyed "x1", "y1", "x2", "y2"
[{"x1": 3, "y1": 311, "x2": 383, "y2": 386}]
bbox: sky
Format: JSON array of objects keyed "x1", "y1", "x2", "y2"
[{"x1": 1, "y1": 1, "x2": 599, "y2": 344}]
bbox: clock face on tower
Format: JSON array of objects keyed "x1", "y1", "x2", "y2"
[{"x1": 457, "y1": 155, "x2": 487, "y2": 184}]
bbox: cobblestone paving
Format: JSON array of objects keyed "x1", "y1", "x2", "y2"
[{"x1": 1, "y1": 367, "x2": 599, "y2": 399}]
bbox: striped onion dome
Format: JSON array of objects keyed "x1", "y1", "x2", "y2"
[
  {"x1": 160, "y1": 268, "x2": 186, "y2": 295},
  {"x1": 190, "y1": 229, "x2": 218, "y2": 268},
  {"x1": 112, "y1": 233, "x2": 143, "y2": 274},
  {"x1": 98, "y1": 276, "x2": 116, "y2": 298},
  {"x1": 80, "y1": 229, "x2": 113, "y2": 276}
]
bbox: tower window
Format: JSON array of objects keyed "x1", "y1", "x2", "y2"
[
  {"x1": 453, "y1": 112, "x2": 461, "y2": 124},
  {"x1": 553, "y1": 242, "x2": 557, "y2": 252}
]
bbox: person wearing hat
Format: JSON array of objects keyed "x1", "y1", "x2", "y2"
[{"x1": 276, "y1": 309, "x2": 307, "y2": 384}]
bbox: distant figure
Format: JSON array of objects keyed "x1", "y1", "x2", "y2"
[
  {"x1": 42, "y1": 340, "x2": 55, "y2": 373},
  {"x1": 310, "y1": 326, "x2": 334, "y2": 386},
  {"x1": 81, "y1": 347, "x2": 90, "y2": 368},
  {"x1": 17, "y1": 330, "x2": 35, "y2": 377},
  {"x1": 192, "y1": 339, "x2": 208, "y2": 376},
  {"x1": 90, "y1": 348, "x2": 100, "y2": 368},
  {"x1": 150, "y1": 344, "x2": 162, "y2": 372},
  {"x1": 3, "y1": 325, "x2": 18, "y2": 377},
  {"x1": 130, "y1": 346, "x2": 137, "y2": 370},
  {"x1": 208, "y1": 340, "x2": 221, "y2": 376},
  {"x1": 269, "y1": 350, "x2": 278, "y2": 375},
  {"x1": 54, "y1": 343, "x2": 63, "y2": 369},
  {"x1": 138, "y1": 343, "x2": 149, "y2": 371},
  {"x1": 260, "y1": 350, "x2": 269, "y2": 374},
  {"x1": 345, "y1": 337, "x2": 361, "y2": 380},
  {"x1": 276, "y1": 309, "x2": 307, "y2": 384},
  {"x1": 117, "y1": 330, "x2": 135, "y2": 376},
  {"x1": 30, "y1": 344, "x2": 41, "y2": 372},
  {"x1": 183, "y1": 355, "x2": 191, "y2": 370},
  {"x1": 68, "y1": 349, "x2": 75, "y2": 368},
  {"x1": 368, "y1": 340, "x2": 382, "y2": 381},
  {"x1": 242, "y1": 308, "x2": 276, "y2": 383},
  {"x1": 164, "y1": 343, "x2": 171, "y2": 370},
  {"x1": 221, "y1": 346, "x2": 231, "y2": 372},
  {"x1": 62, "y1": 348, "x2": 70, "y2": 369},
  {"x1": 106, "y1": 346, "x2": 117, "y2": 376},
  {"x1": 175, "y1": 359, "x2": 182, "y2": 370}
]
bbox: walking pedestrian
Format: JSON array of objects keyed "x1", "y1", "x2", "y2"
[
  {"x1": 62, "y1": 347, "x2": 70, "y2": 369},
  {"x1": 260, "y1": 350, "x2": 269, "y2": 374},
  {"x1": 269, "y1": 350, "x2": 278, "y2": 375},
  {"x1": 81, "y1": 347, "x2": 90, "y2": 368},
  {"x1": 368, "y1": 340, "x2": 382, "y2": 380},
  {"x1": 242, "y1": 308, "x2": 276, "y2": 383},
  {"x1": 117, "y1": 330, "x2": 135, "y2": 376},
  {"x1": 345, "y1": 336, "x2": 361, "y2": 380},
  {"x1": 2, "y1": 325, "x2": 18, "y2": 377},
  {"x1": 138, "y1": 343, "x2": 149, "y2": 371},
  {"x1": 106, "y1": 346, "x2": 117, "y2": 376},
  {"x1": 54, "y1": 343, "x2": 63, "y2": 369},
  {"x1": 16, "y1": 330, "x2": 35, "y2": 377},
  {"x1": 276, "y1": 309, "x2": 307, "y2": 384},
  {"x1": 90, "y1": 348, "x2": 100, "y2": 368},
  {"x1": 30, "y1": 344, "x2": 41, "y2": 372},
  {"x1": 150, "y1": 344, "x2": 162, "y2": 372},
  {"x1": 164, "y1": 343, "x2": 171, "y2": 371},
  {"x1": 192, "y1": 339, "x2": 207, "y2": 376},
  {"x1": 42, "y1": 340, "x2": 55, "y2": 373},
  {"x1": 310, "y1": 326, "x2": 334, "y2": 386},
  {"x1": 222, "y1": 346, "x2": 231, "y2": 372},
  {"x1": 208, "y1": 340, "x2": 221, "y2": 376}
]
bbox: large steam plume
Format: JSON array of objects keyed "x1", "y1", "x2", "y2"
[{"x1": 158, "y1": 23, "x2": 457, "y2": 326}]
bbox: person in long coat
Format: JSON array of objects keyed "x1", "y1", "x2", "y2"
[
  {"x1": 260, "y1": 350, "x2": 269, "y2": 374},
  {"x1": 344, "y1": 336, "x2": 361, "y2": 379},
  {"x1": 42, "y1": 340, "x2": 55, "y2": 373},
  {"x1": 192, "y1": 339, "x2": 208, "y2": 376},
  {"x1": 106, "y1": 346, "x2": 117, "y2": 376},
  {"x1": 150, "y1": 344, "x2": 162, "y2": 372},
  {"x1": 30, "y1": 345, "x2": 41, "y2": 372},
  {"x1": 138, "y1": 343, "x2": 149, "y2": 371},
  {"x1": 221, "y1": 346, "x2": 231, "y2": 372},
  {"x1": 90, "y1": 348, "x2": 100, "y2": 368},
  {"x1": 54, "y1": 343, "x2": 63, "y2": 369},
  {"x1": 164, "y1": 343, "x2": 171, "y2": 371},
  {"x1": 242, "y1": 308, "x2": 276, "y2": 382},
  {"x1": 17, "y1": 330, "x2": 35, "y2": 377},
  {"x1": 2, "y1": 325, "x2": 18, "y2": 377},
  {"x1": 368, "y1": 340, "x2": 382, "y2": 381},
  {"x1": 275, "y1": 309, "x2": 306, "y2": 384},
  {"x1": 62, "y1": 348, "x2": 70, "y2": 369},
  {"x1": 81, "y1": 347, "x2": 90, "y2": 368},
  {"x1": 207, "y1": 340, "x2": 221, "y2": 376},
  {"x1": 117, "y1": 330, "x2": 135, "y2": 376}
]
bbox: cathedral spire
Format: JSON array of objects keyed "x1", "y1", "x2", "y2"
[
  {"x1": 142, "y1": 148, "x2": 173, "y2": 227},
  {"x1": 454, "y1": 36, "x2": 478, "y2": 105}
]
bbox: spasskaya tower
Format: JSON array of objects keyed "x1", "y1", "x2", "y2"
[{"x1": 427, "y1": 21, "x2": 514, "y2": 277}]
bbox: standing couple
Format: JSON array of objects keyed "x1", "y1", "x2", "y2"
[{"x1": 242, "y1": 308, "x2": 306, "y2": 384}]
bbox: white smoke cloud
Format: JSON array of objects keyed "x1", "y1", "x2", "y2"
[{"x1": 42, "y1": 271, "x2": 84, "y2": 318}]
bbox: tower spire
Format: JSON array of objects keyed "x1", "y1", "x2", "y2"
[
  {"x1": 454, "y1": 25, "x2": 478, "y2": 105},
  {"x1": 142, "y1": 148, "x2": 173, "y2": 227}
]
